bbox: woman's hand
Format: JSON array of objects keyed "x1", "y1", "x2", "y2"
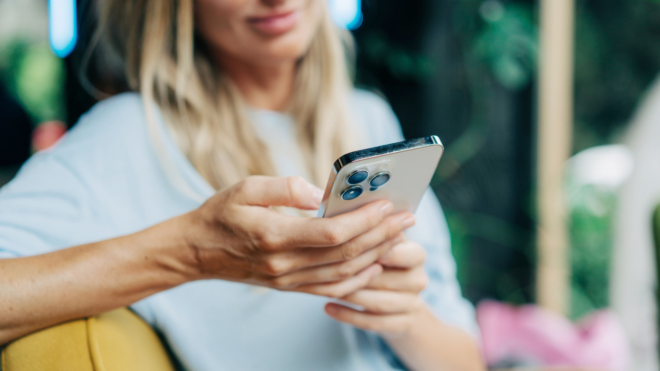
[
  {"x1": 178, "y1": 176, "x2": 416, "y2": 298},
  {"x1": 324, "y1": 240, "x2": 428, "y2": 338},
  {"x1": 324, "y1": 241, "x2": 485, "y2": 371}
]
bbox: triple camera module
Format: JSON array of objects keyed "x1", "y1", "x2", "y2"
[{"x1": 340, "y1": 169, "x2": 391, "y2": 201}]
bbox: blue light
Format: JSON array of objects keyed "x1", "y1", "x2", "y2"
[
  {"x1": 329, "y1": 0, "x2": 363, "y2": 30},
  {"x1": 49, "y1": 0, "x2": 77, "y2": 58}
]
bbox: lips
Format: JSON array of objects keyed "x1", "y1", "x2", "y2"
[{"x1": 247, "y1": 10, "x2": 301, "y2": 36}]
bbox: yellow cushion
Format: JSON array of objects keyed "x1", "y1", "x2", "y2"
[{"x1": 2, "y1": 308, "x2": 175, "y2": 371}]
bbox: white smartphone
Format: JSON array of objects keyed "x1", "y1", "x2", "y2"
[{"x1": 318, "y1": 136, "x2": 444, "y2": 218}]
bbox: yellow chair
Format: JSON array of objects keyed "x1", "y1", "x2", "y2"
[{"x1": 1, "y1": 308, "x2": 176, "y2": 371}]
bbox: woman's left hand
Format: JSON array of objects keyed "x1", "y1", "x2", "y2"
[{"x1": 324, "y1": 240, "x2": 429, "y2": 339}]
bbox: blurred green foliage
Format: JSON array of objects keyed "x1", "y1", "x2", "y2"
[
  {"x1": 448, "y1": 209, "x2": 532, "y2": 305},
  {"x1": 568, "y1": 0, "x2": 660, "y2": 319},
  {"x1": 473, "y1": 1, "x2": 537, "y2": 91},
  {"x1": 360, "y1": 32, "x2": 436, "y2": 82},
  {"x1": 574, "y1": 0, "x2": 660, "y2": 152},
  {"x1": 437, "y1": 0, "x2": 538, "y2": 304},
  {"x1": 568, "y1": 183, "x2": 616, "y2": 320},
  {"x1": 444, "y1": 0, "x2": 660, "y2": 316},
  {"x1": 0, "y1": 41, "x2": 65, "y2": 124}
]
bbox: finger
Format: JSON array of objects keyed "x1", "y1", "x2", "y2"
[
  {"x1": 367, "y1": 266, "x2": 429, "y2": 292},
  {"x1": 232, "y1": 176, "x2": 323, "y2": 210},
  {"x1": 340, "y1": 290, "x2": 422, "y2": 314},
  {"x1": 260, "y1": 200, "x2": 401, "y2": 250},
  {"x1": 378, "y1": 240, "x2": 426, "y2": 268},
  {"x1": 325, "y1": 303, "x2": 413, "y2": 334},
  {"x1": 292, "y1": 264, "x2": 382, "y2": 298},
  {"x1": 292, "y1": 231, "x2": 407, "y2": 269},
  {"x1": 270, "y1": 238, "x2": 395, "y2": 287},
  {"x1": 266, "y1": 213, "x2": 412, "y2": 272},
  {"x1": 261, "y1": 232, "x2": 405, "y2": 277}
]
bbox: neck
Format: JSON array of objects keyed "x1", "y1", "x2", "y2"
[{"x1": 215, "y1": 53, "x2": 296, "y2": 112}]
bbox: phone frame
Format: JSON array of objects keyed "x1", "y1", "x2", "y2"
[{"x1": 318, "y1": 135, "x2": 443, "y2": 218}]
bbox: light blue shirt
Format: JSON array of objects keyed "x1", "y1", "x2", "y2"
[{"x1": 0, "y1": 91, "x2": 476, "y2": 371}]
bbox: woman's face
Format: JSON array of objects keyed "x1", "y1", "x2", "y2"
[{"x1": 195, "y1": 0, "x2": 324, "y2": 66}]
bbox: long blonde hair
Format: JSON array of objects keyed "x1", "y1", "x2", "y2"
[{"x1": 98, "y1": 0, "x2": 358, "y2": 192}]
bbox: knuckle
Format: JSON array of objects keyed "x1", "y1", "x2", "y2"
[
  {"x1": 286, "y1": 176, "x2": 306, "y2": 204},
  {"x1": 412, "y1": 272, "x2": 429, "y2": 292},
  {"x1": 340, "y1": 241, "x2": 361, "y2": 260},
  {"x1": 328, "y1": 290, "x2": 343, "y2": 299},
  {"x1": 324, "y1": 287, "x2": 344, "y2": 299},
  {"x1": 336, "y1": 262, "x2": 356, "y2": 280},
  {"x1": 286, "y1": 176, "x2": 306, "y2": 192},
  {"x1": 258, "y1": 229, "x2": 284, "y2": 251},
  {"x1": 367, "y1": 211, "x2": 383, "y2": 229},
  {"x1": 386, "y1": 227, "x2": 399, "y2": 240},
  {"x1": 263, "y1": 256, "x2": 290, "y2": 276},
  {"x1": 270, "y1": 276, "x2": 291, "y2": 289},
  {"x1": 322, "y1": 225, "x2": 345, "y2": 245},
  {"x1": 233, "y1": 178, "x2": 252, "y2": 196}
]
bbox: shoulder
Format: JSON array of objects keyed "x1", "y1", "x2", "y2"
[
  {"x1": 52, "y1": 92, "x2": 147, "y2": 159},
  {"x1": 349, "y1": 88, "x2": 405, "y2": 147},
  {"x1": 1, "y1": 92, "x2": 159, "y2": 216}
]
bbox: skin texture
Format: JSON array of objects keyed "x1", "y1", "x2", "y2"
[{"x1": 1, "y1": 0, "x2": 485, "y2": 370}]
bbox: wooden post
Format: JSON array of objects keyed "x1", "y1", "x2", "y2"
[{"x1": 536, "y1": 0, "x2": 575, "y2": 314}]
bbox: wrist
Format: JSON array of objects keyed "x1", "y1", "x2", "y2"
[
  {"x1": 132, "y1": 212, "x2": 202, "y2": 286},
  {"x1": 383, "y1": 302, "x2": 431, "y2": 343}
]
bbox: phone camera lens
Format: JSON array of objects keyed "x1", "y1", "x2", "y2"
[
  {"x1": 347, "y1": 170, "x2": 369, "y2": 184},
  {"x1": 369, "y1": 172, "x2": 390, "y2": 188},
  {"x1": 341, "y1": 186, "x2": 363, "y2": 201}
]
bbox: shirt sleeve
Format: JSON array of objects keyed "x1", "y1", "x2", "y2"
[
  {"x1": 0, "y1": 152, "x2": 104, "y2": 259},
  {"x1": 351, "y1": 89, "x2": 479, "y2": 338}
]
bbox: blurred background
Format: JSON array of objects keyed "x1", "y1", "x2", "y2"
[{"x1": 2, "y1": 0, "x2": 660, "y2": 370}]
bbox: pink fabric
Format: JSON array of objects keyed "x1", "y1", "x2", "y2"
[
  {"x1": 32, "y1": 121, "x2": 66, "y2": 151},
  {"x1": 477, "y1": 301, "x2": 630, "y2": 371}
]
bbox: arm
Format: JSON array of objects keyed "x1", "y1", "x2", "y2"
[
  {"x1": 385, "y1": 305, "x2": 483, "y2": 371},
  {"x1": 0, "y1": 216, "x2": 194, "y2": 344},
  {"x1": 0, "y1": 176, "x2": 415, "y2": 345}
]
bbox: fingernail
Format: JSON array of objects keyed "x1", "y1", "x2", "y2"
[
  {"x1": 402, "y1": 216, "x2": 415, "y2": 228},
  {"x1": 312, "y1": 188, "x2": 324, "y2": 205},
  {"x1": 380, "y1": 202, "x2": 394, "y2": 217}
]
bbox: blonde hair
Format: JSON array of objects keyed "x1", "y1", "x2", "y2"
[{"x1": 97, "y1": 0, "x2": 358, "y2": 194}]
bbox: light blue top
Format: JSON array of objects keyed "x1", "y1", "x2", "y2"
[{"x1": 0, "y1": 91, "x2": 476, "y2": 371}]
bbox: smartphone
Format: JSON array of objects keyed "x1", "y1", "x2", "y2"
[{"x1": 318, "y1": 136, "x2": 444, "y2": 218}]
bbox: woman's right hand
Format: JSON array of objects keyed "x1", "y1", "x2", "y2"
[{"x1": 178, "y1": 176, "x2": 416, "y2": 298}]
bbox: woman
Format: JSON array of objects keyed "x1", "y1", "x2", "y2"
[{"x1": 0, "y1": 0, "x2": 483, "y2": 370}]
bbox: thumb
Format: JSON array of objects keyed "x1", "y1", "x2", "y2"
[{"x1": 232, "y1": 176, "x2": 324, "y2": 210}]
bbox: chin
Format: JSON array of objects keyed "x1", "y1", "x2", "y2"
[
  {"x1": 262, "y1": 45, "x2": 308, "y2": 62},
  {"x1": 258, "y1": 35, "x2": 314, "y2": 64}
]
